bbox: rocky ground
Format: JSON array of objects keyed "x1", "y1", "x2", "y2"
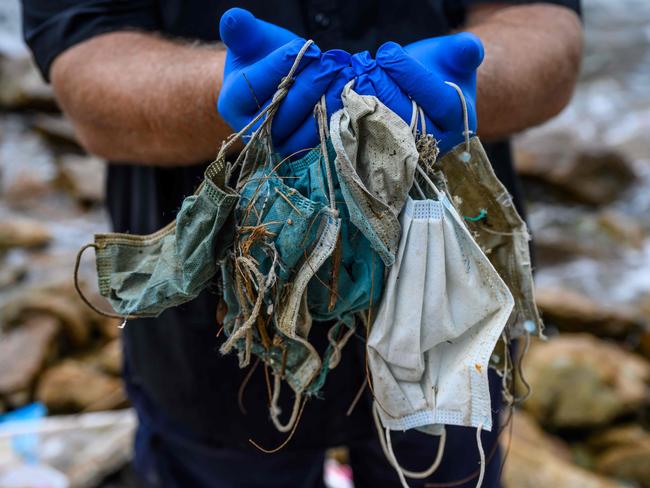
[{"x1": 0, "y1": 0, "x2": 649, "y2": 487}]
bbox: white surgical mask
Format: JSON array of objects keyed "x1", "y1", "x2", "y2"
[{"x1": 367, "y1": 164, "x2": 514, "y2": 486}]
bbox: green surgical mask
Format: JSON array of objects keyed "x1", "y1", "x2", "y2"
[{"x1": 75, "y1": 159, "x2": 239, "y2": 319}]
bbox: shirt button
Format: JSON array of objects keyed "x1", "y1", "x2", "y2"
[{"x1": 314, "y1": 12, "x2": 331, "y2": 28}]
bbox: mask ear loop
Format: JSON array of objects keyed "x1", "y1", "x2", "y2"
[
  {"x1": 409, "y1": 99, "x2": 418, "y2": 135},
  {"x1": 409, "y1": 100, "x2": 428, "y2": 200},
  {"x1": 372, "y1": 402, "x2": 446, "y2": 486},
  {"x1": 444, "y1": 81, "x2": 472, "y2": 162},
  {"x1": 269, "y1": 372, "x2": 302, "y2": 433},
  {"x1": 475, "y1": 422, "x2": 486, "y2": 488},
  {"x1": 73, "y1": 243, "x2": 144, "y2": 324}
]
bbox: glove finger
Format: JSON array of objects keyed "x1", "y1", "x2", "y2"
[
  {"x1": 272, "y1": 49, "x2": 350, "y2": 141},
  {"x1": 274, "y1": 66, "x2": 355, "y2": 158},
  {"x1": 218, "y1": 39, "x2": 320, "y2": 126},
  {"x1": 351, "y1": 51, "x2": 421, "y2": 127},
  {"x1": 377, "y1": 41, "x2": 462, "y2": 129},
  {"x1": 220, "y1": 8, "x2": 298, "y2": 68},
  {"x1": 349, "y1": 51, "x2": 377, "y2": 97}
]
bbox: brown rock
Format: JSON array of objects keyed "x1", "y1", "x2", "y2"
[
  {"x1": 0, "y1": 315, "x2": 59, "y2": 398},
  {"x1": 514, "y1": 133, "x2": 637, "y2": 205},
  {"x1": 56, "y1": 154, "x2": 106, "y2": 206},
  {"x1": 30, "y1": 114, "x2": 80, "y2": 149},
  {"x1": 533, "y1": 236, "x2": 608, "y2": 265},
  {"x1": 0, "y1": 219, "x2": 51, "y2": 250},
  {"x1": 0, "y1": 53, "x2": 55, "y2": 110},
  {"x1": 94, "y1": 339, "x2": 122, "y2": 376},
  {"x1": 523, "y1": 334, "x2": 650, "y2": 428},
  {"x1": 589, "y1": 425, "x2": 650, "y2": 488},
  {"x1": 597, "y1": 210, "x2": 646, "y2": 249},
  {"x1": 36, "y1": 360, "x2": 127, "y2": 413},
  {"x1": 0, "y1": 258, "x2": 27, "y2": 289},
  {"x1": 502, "y1": 411, "x2": 623, "y2": 488},
  {"x1": 97, "y1": 317, "x2": 122, "y2": 340},
  {"x1": 3, "y1": 290, "x2": 90, "y2": 349},
  {"x1": 535, "y1": 286, "x2": 645, "y2": 337}
]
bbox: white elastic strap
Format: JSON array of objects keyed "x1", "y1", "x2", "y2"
[
  {"x1": 415, "y1": 164, "x2": 444, "y2": 200},
  {"x1": 444, "y1": 81, "x2": 471, "y2": 159},
  {"x1": 418, "y1": 106, "x2": 427, "y2": 136},
  {"x1": 373, "y1": 403, "x2": 446, "y2": 483},
  {"x1": 475, "y1": 422, "x2": 486, "y2": 488},
  {"x1": 412, "y1": 178, "x2": 427, "y2": 200},
  {"x1": 409, "y1": 99, "x2": 418, "y2": 135},
  {"x1": 385, "y1": 427, "x2": 411, "y2": 488},
  {"x1": 269, "y1": 373, "x2": 302, "y2": 433}
]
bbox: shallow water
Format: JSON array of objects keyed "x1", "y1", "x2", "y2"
[{"x1": 516, "y1": 0, "x2": 650, "y2": 310}]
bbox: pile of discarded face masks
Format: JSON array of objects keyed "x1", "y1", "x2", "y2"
[{"x1": 75, "y1": 40, "x2": 542, "y2": 487}]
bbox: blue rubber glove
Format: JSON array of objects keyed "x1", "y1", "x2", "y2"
[
  {"x1": 351, "y1": 51, "x2": 431, "y2": 126},
  {"x1": 376, "y1": 33, "x2": 484, "y2": 154},
  {"x1": 217, "y1": 8, "x2": 351, "y2": 158}
]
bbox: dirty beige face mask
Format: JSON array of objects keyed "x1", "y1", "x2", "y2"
[
  {"x1": 330, "y1": 81, "x2": 418, "y2": 266},
  {"x1": 425, "y1": 84, "x2": 541, "y2": 338},
  {"x1": 75, "y1": 159, "x2": 239, "y2": 319}
]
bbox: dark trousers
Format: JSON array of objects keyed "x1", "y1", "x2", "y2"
[{"x1": 128, "y1": 369, "x2": 504, "y2": 488}]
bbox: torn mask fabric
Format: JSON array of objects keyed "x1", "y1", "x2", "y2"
[
  {"x1": 277, "y1": 142, "x2": 385, "y2": 322},
  {"x1": 330, "y1": 82, "x2": 418, "y2": 267},
  {"x1": 91, "y1": 160, "x2": 239, "y2": 318},
  {"x1": 431, "y1": 137, "x2": 541, "y2": 337},
  {"x1": 220, "y1": 138, "x2": 382, "y2": 396},
  {"x1": 367, "y1": 170, "x2": 514, "y2": 435}
]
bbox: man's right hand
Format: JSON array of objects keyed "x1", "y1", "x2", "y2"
[{"x1": 218, "y1": 8, "x2": 351, "y2": 158}]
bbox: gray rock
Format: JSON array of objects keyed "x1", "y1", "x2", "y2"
[
  {"x1": 0, "y1": 315, "x2": 59, "y2": 400},
  {"x1": 536, "y1": 286, "x2": 645, "y2": 338}
]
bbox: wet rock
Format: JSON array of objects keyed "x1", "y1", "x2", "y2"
[
  {"x1": 0, "y1": 257, "x2": 27, "y2": 289},
  {"x1": 92, "y1": 339, "x2": 122, "y2": 376},
  {"x1": 588, "y1": 425, "x2": 650, "y2": 488},
  {"x1": 597, "y1": 210, "x2": 646, "y2": 249},
  {"x1": 36, "y1": 360, "x2": 127, "y2": 413},
  {"x1": 502, "y1": 410, "x2": 623, "y2": 488},
  {"x1": 3, "y1": 290, "x2": 90, "y2": 349},
  {"x1": 0, "y1": 219, "x2": 52, "y2": 250},
  {"x1": 0, "y1": 54, "x2": 55, "y2": 110},
  {"x1": 533, "y1": 235, "x2": 608, "y2": 265},
  {"x1": 535, "y1": 286, "x2": 645, "y2": 337},
  {"x1": 0, "y1": 315, "x2": 59, "y2": 400},
  {"x1": 514, "y1": 133, "x2": 637, "y2": 205},
  {"x1": 523, "y1": 334, "x2": 650, "y2": 428},
  {"x1": 0, "y1": 116, "x2": 58, "y2": 208},
  {"x1": 30, "y1": 114, "x2": 80, "y2": 150},
  {"x1": 56, "y1": 154, "x2": 106, "y2": 206},
  {"x1": 527, "y1": 205, "x2": 624, "y2": 267}
]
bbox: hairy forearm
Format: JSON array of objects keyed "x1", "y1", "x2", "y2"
[
  {"x1": 51, "y1": 31, "x2": 231, "y2": 165},
  {"x1": 465, "y1": 4, "x2": 583, "y2": 140}
]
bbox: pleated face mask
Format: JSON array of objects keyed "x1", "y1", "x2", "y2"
[
  {"x1": 75, "y1": 160, "x2": 239, "y2": 320},
  {"x1": 367, "y1": 165, "x2": 514, "y2": 435}
]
